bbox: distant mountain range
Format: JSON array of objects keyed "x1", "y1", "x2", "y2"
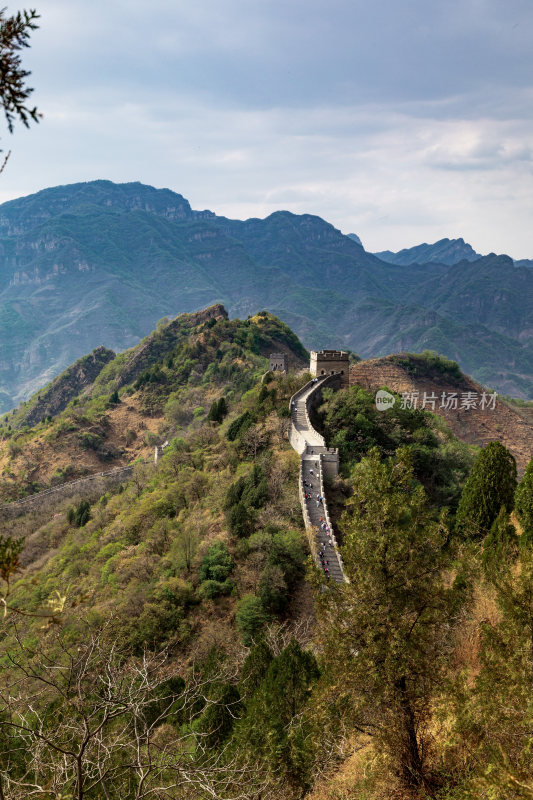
[
  {"x1": 374, "y1": 237, "x2": 480, "y2": 266},
  {"x1": 374, "y1": 237, "x2": 533, "y2": 268},
  {"x1": 0, "y1": 179, "x2": 532, "y2": 411}
]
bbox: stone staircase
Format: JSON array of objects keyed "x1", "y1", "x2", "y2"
[{"x1": 289, "y1": 378, "x2": 347, "y2": 583}]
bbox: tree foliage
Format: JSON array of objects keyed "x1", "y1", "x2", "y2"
[
  {"x1": 315, "y1": 447, "x2": 460, "y2": 791},
  {"x1": 515, "y1": 456, "x2": 533, "y2": 539},
  {"x1": 456, "y1": 441, "x2": 517, "y2": 539},
  {"x1": 318, "y1": 384, "x2": 474, "y2": 510},
  {"x1": 0, "y1": 7, "x2": 40, "y2": 136},
  {"x1": 454, "y1": 518, "x2": 533, "y2": 798},
  {"x1": 234, "y1": 639, "x2": 320, "y2": 790}
]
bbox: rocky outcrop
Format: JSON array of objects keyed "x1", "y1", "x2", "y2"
[{"x1": 14, "y1": 346, "x2": 116, "y2": 428}]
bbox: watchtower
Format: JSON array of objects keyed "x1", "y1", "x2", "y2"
[
  {"x1": 310, "y1": 349, "x2": 350, "y2": 388},
  {"x1": 269, "y1": 353, "x2": 288, "y2": 373}
]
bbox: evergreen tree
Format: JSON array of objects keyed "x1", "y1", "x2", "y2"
[
  {"x1": 239, "y1": 639, "x2": 273, "y2": 697},
  {"x1": 455, "y1": 516, "x2": 533, "y2": 796},
  {"x1": 456, "y1": 441, "x2": 517, "y2": 539},
  {"x1": 481, "y1": 507, "x2": 518, "y2": 579},
  {"x1": 235, "y1": 640, "x2": 319, "y2": 790},
  {"x1": 0, "y1": 8, "x2": 40, "y2": 136},
  {"x1": 217, "y1": 396, "x2": 228, "y2": 420},
  {"x1": 236, "y1": 594, "x2": 270, "y2": 645},
  {"x1": 207, "y1": 397, "x2": 227, "y2": 423},
  {"x1": 197, "y1": 683, "x2": 241, "y2": 748},
  {"x1": 67, "y1": 499, "x2": 91, "y2": 527},
  {"x1": 315, "y1": 447, "x2": 459, "y2": 791},
  {"x1": 515, "y1": 457, "x2": 533, "y2": 540},
  {"x1": 227, "y1": 501, "x2": 250, "y2": 538}
]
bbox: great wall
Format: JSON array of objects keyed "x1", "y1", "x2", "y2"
[
  {"x1": 0, "y1": 465, "x2": 135, "y2": 520},
  {"x1": 288, "y1": 359, "x2": 349, "y2": 583},
  {"x1": 1, "y1": 348, "x2": 351, "y2": 588}
]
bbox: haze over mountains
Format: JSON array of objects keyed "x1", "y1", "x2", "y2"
[{"x1": 0, "y1": 179, "x2": 532, "y2": 412}]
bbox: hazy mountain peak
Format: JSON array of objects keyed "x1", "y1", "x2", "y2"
[
  {"x1": 347, "y1": 233, "x2": 363, "y2": 246},
  {"x1": 0, "y1": 180, "x2": 199, "y2": 238},
  {"x1": 374, "y1": 237, "x2": 481, "y2": 266}
]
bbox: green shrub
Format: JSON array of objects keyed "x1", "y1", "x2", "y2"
[
  {"x1": 236, "y1": 594, "x2": 270, "y2": 645},
  {"x1": 67, "y1": 499, "x2": 91, "y2": 527},
  {"x1": 199, "y1": 541, "x2": 234, "y2": 583},
  {"x1": 198, "y1": 578, "x2": 234, "y2": 599},
  {"x1": 78, "y1": 432, "x2": 103, "y2": 451},
  {"x1": 227, "y1": 410, "x2": 255, "y2": 441}
]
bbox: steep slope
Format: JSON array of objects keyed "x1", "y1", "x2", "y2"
[
  {"x1": 350, "y1": 353, "x2": 533, "y2": 473},
  {"x1": 10, "y1": 346, "x2": 115, "y2": 429},
  {"x1": 0, "y1": 309, "x2": 530, "y2": 799},
  {"x1": 406, "y1": 254, "x2": 533, "y2": 342},
  {"x1": 0, "y1": 305, "x2": 308, "y2": 500}
]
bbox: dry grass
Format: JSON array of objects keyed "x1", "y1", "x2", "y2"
[
  {"x1": 452, "y1": 582, "x2": 500, "y2": 678},
  {"x1": 307, "y1": 739, "x2": 423, "y2": 800}
]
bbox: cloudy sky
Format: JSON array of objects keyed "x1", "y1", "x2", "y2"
[{"x1": 2, "y1": 0, "x2": 533, "y2": 256}]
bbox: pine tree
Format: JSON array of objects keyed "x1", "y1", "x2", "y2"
[
  {"x1": 0, "y1": 8, "x2": 40, "y2": 135},
  {"x1": 481, "y1": 507, "x2": 518, "y2": 579},
  {"x1": 456, "y1": 441, "x2": 517, "y2": 539},
  {"x1": 236, "y1": 595, "x2": 270, "y2": 645},
  {"x1": 239, "y1": 639, "x2": 273, "y2": 697},
  {"x1": 314, "y1": 447, "x2": 459, "y2": 791},
  {"x1": 455, "y1": 514, "x2": 533, "y2": 796},
  {"x1": 515, "y1": 457, "x2": 533, "y2": 540},
  {"x1": 234, "y1": 640, "x2": 319, "y2": 790}
]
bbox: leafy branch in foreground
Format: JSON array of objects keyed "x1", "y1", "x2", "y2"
[{"x1": 0, "y1": 8, "x2": 40, "y2": 134}]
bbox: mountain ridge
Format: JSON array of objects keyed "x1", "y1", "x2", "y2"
[
  {"x1": 0, "y1": 180, "x2": 531, "y2": 409},
  {"x1": 374, "y1": 236, "x2": 481, "y2": 266}
]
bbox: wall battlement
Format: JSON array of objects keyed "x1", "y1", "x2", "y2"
[{"x1": 311, "y1": 350, "x2": 348, "y2": 360}]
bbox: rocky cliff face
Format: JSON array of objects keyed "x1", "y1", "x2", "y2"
[{"x1": 13, "y1": 346, "x2": 116, "y2": 428}]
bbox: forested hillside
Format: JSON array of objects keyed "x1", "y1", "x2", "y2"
[{"x1": 0, "y1": 308, "x2": 531, "y2": 799}]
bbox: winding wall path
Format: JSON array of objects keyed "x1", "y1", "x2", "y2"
[{"x1": 289, "y1": 377, "x2": 347, "y2": 583}]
